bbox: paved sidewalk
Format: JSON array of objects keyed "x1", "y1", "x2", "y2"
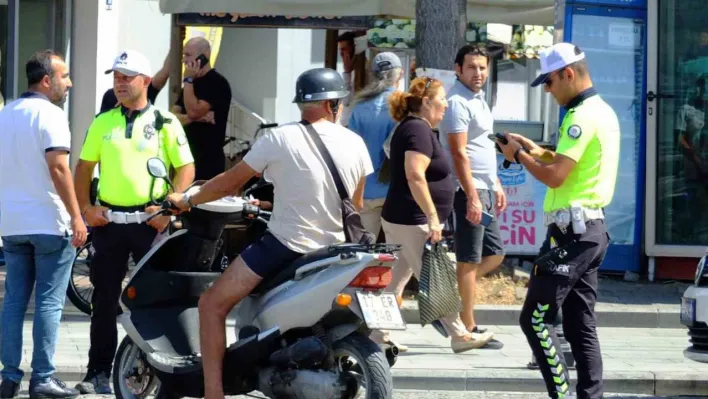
[
  {"x1": 387, "y1": 324, "x2": 707, "y2": 396},
  {"x1": 4, "y1": 318, "x2": 707, "y2": 397},
  {"x1": 402, "y1": 277, "x2": 690, "y2": 328}
]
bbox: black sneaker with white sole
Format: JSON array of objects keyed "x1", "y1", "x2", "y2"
[
  {"x1": 74, "y1": 371, "x2": 112, "y2": 395},
  {"x1": 471, "y1": 326, "x2": 504, "y2": 349}
]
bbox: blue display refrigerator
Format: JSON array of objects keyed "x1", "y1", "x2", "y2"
[{"x1": 554, "y1": 0, "x2": 647, "y2": 273}]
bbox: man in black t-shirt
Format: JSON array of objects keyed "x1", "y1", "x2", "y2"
[
  {"x1": 172, "y1": 37, "x2": 232, "y2": 180},
  {"x1": 98, "y1": 48, "x2": 172, "y2": 114}
]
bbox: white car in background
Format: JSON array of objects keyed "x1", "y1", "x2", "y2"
[{"x1": 681, "y1": 249, "x2": 708, "y2": 362}]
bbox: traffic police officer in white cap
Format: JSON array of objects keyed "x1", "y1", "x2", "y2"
[{"x1": 497, "y1": 42, "x2": 620, "y2": 399}]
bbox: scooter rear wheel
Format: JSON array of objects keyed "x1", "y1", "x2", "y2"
[{"x1": 332, "y1": 333, "x2": 393, "y2": 399}]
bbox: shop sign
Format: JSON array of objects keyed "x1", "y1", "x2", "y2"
[{"x1": 176, "y1": 13, "x2": 373, "y2": 29}]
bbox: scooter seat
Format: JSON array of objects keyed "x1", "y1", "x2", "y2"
[{"x1": 250, "y1": 246, "x2": 336, "y2": 297}]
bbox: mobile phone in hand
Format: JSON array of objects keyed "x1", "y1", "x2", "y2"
[
  {"x1": 480, "y1": 210, "x2": 494, "y2": 227},
  {"x1": 195, "y1": 54, "x2": 209, "y2": 68}
]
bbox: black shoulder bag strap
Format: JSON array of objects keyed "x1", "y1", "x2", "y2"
[
  {"x1": 300, "y1": 120, "x2": 349, "y2": 201},
  {"x1": 299, "y1": 120, "x2": 375, "y2": 245}
]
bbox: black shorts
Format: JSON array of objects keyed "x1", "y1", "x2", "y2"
[
  {"x1": 240, "y1": 232, "x2": 302, "y2": 278},
  {"x1": 453, "y1": 188, "x2": 505, "y2": 264}
]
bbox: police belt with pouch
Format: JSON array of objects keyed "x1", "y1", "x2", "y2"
[
  {"x1": 543, "y1": 206, "x2": 604, "y2": 234},
  {"x1": 105, "y1": 209, "x2": 150, "y2": 224}
]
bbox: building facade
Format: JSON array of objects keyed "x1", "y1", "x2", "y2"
[{"x1": 0, "y1": 0, "x2": 172, "y2": 169}]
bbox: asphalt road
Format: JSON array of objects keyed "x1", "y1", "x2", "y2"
[{"x1": 13, "y1": 392, "x2": 705, "y2": 399}]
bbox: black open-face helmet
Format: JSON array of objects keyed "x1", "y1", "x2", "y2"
[{"x1": 293, "y1": 68, "x2": 349, "y2": 103}]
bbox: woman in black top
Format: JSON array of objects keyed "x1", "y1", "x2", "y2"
[{"x1": 377, "y1": 77, "x2": 494, "y2": 353}]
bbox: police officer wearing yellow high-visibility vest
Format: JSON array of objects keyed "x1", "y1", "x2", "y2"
[
  {"x1": 497, "y1": 43, "x2": 619, "y2": 399},
  {"x1": 73, "y1": 49, "x2": 195, "y2": 395}
]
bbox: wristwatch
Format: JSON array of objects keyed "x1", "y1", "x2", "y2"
[
  {"x1": 183, "y1": 77, "x2": 194, "y2": 84},
  {"x1": 514, "y1": 147, "x2": 529, "y2": 164},
  {"x1": 182, "y1": 192, "x2": 195, "y2": 209}
]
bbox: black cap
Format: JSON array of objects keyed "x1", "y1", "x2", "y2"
[{"x1": 293, "y1": 68, "x2": 349, "y2": 103}]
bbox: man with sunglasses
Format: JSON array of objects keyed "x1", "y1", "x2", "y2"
[{"x1": 497, "y1": 42, "x2": 619, "y2": 399}]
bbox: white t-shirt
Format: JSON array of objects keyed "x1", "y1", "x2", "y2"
[
  {"x1": 0, "y1": 93, "x2": 72, "y2": 237},
  {"x1": 243, "y1": 120, "x2": 373, "y2": 253}
]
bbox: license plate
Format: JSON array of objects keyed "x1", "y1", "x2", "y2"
[
  {"x1": 356, "y1": 292, "x2": 406, "y2": 330},
  {"x1": 681, "y1": 297, "x2": 696, "y2": 326}
]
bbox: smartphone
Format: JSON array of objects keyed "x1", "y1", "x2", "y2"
[
  {"x1": 487, "y1": 132, "x2": 508, "y2": 144},
  {"x1": 195, "y1": 54, "x2": 209, "y2": 68},
  {"x1": 480, "y1": 210, "x2": 494, "y2": 227}
]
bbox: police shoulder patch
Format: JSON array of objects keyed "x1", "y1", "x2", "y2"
[
  {"x1": 567, "y1": 124, "x2": 582, "y2": 140},
  {"x1": 177, "y1": 133, "x2": 188, "y2": 146}
]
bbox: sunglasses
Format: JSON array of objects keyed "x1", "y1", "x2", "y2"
[{"x1": 544, "y1": 68, "x2": 568, "y2": 87}]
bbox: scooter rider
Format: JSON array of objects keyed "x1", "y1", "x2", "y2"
[
  {"x1": 166, "y1": 67, "x2": 373, "y2": 399},
  {"x1": 73, "y1": 49, "x2": 195, "y2": 395},
  {"x1": 496, "y1": 43, "x2": 619, "y2": 399}
]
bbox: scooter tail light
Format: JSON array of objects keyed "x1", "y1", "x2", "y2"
[
  {"x1": 348, "y1": 266, "x2": 392, "y2": 289},
  {"x1": 375, "y1": 253, "x2": 396, "y2": 262}
]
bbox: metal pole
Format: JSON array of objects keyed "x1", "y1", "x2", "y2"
[
  {"x1": 324, "y1": 30, "x2": 338, "y2": 70},
  {"x1": 7, "y1": 0, "x2": 19, "y2": 100}
]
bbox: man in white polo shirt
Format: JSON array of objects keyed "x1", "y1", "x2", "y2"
[
  {"x1": 440, "y1": 44, "x2": 506, "y2": 350},
  {"x1": 0, "y1": 50, "x2": 86, "y2": 399}
]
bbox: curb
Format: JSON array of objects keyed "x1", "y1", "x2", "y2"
[
  {"x1": 51, "y1": 367, "x2": 708, "y2": 396},
  {"x1": 400, "y1": 301, "x2": 681, "y2": 329},
  {"x1": 390, "y1": 368, "x2": 708, "y2": 396}
]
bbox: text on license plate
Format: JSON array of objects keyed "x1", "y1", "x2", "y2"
[
  {"x1": 681, "y1": 297, "x2": 696, "y2": 326},
  {"x1": 356, "y1": 292, "x2": 406, "y2": 330}
]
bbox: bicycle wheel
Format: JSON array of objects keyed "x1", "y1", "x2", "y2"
[
  {"x1": 66, "y1": 240, "x2": 94, "y2": 315},
  {"x1": 67, "y1": 236, "x2": 136, "y2": 316}
]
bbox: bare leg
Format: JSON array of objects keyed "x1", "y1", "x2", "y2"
[
  {"x1": 199, "y1": 256, "x2": 262, "y2": 399},
  {"x1": 457, "y1": 254, "x2": 504, "y2": 331}
]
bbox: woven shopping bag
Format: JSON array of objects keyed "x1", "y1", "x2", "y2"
[{"x1": 418, "y1": 240, "x2": 462, "y2": 326}]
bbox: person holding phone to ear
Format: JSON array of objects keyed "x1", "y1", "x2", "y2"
[{"x1": 172, "y1": 37, "x2": 233, "y2": 181}]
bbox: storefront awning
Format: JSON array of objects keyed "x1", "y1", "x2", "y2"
[{"x1": 158, "y1": 0, "x2": 554, "y2": 26}]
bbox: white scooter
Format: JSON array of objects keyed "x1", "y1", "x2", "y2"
[{"x1": 112, "y1": 158, "x2": 405, "y2": 399}]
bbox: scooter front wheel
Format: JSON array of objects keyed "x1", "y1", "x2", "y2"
[
  {"x1": 113, "y1": 337, "x2": 160, "y2": 399},
  {"x1": 332, "y1": 333, "x2": 393, "y2": 399}
]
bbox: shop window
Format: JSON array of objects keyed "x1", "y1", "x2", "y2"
[
  {"x1": 17, "y1": 0, "x2": 67, "y2": 95},
  {"x1": 656, "y1": 0, "x2": 708, "y2": 246},
  {"x1": 0, "y1": 0, "x2": 67, "y2": 103}
]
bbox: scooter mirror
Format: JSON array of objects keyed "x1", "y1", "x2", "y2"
[{"x1": 147, "y1": 158, "x2": 169, "y2": 179}]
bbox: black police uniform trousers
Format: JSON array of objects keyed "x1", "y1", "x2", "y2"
[
  {"x1": 519, "y1": 218, "x2": 610, "y2": 399},
  {"x1": 87, "y1": 213, "x2": 157, "y2": 376}
]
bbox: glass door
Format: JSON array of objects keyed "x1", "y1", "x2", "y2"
[
  {"x1": 567, "y1": 6, "x2": 647, "y2": 271},
  {"x1": 645, "y1": 0, "x2": 708, "y2": 258},
  {"x1": 0, "y1": 0, "x2": 9, "y2": 108}
]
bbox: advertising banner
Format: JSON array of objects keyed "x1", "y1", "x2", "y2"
[{"x1": 496, "y1": 154, "x2": 547, "y2": 255}]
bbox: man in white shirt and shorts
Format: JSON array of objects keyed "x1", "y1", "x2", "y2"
[{"x1": 167, "y1": 67, "x2": 373, "y2": 399}]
